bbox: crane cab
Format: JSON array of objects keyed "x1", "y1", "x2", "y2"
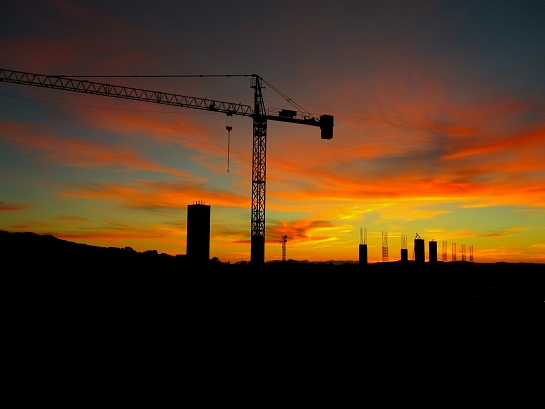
[{"x1": 320, "y1": 115, "x2": 334, "y2": 139}]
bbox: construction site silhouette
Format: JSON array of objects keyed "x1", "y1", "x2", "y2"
[
  {"x1": 3, "y1": 228, "x2": 543, "y2": 379},
  {"x1": 3, "y1": 230, "x2": 542, "y2": 331}
]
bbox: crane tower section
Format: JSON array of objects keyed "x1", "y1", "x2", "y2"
[{"x1": 251, "y1": 76, "x2": 267, "y2": 263}]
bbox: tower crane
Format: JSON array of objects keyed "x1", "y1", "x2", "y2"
[{"x1": 0, "y1": 68, "x2": 334, "y2": 264}]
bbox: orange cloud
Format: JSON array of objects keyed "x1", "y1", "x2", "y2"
[
  {"x1": 55, "y1": 226, "x2": 166, "y2": 242},
  {"x1": 0, "y1": 120, "x2": 197, "y2": 178},
  {"x1": 0, "y1": 200, "x2": 30, "y2": 211},
  {"x1": 530, "y1": 244, "x2": 545, "y2": 250},
  {"x1": 482, "y1": 233, "x2": 518, "y2": 238},
  {"x1": 61, "y1": 180, "x2": 247, "y2": 210},
  {"x1": 10, "y1": 225, "x2": 30, "y2": 230},
  {"x1": 50, "y1": 219, "x2": 186, "y2": 249},
  {"x1": 267, "y1": 218, "x2": 348, "y2": 245},
  {"x1": 443, "y1": 126, "x2": 545, "y2": 163}
]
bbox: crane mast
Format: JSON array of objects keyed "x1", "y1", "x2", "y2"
[
  {"x1": 251, "y1": 76, "x2": 267, "y2": 263},
  {"x1": 0, "y1": 68, "x2": 333, "y2": 264}
]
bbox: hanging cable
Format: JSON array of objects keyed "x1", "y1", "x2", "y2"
[
  {"x1": 260, "y1": 78, "x2": 312, "y2": 116},
  {"x1": 226, "y1": 113, "x2": 233, "y2": 173}
]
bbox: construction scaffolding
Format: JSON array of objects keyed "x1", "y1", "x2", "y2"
[{"x1": 382, "y1": 231, "x2": 389, "y2": 262}]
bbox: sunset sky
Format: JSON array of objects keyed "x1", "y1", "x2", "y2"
[{"x1": 1, "y1": 1, "x2": 544, "y2": 263}]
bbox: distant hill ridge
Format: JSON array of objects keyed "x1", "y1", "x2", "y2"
[
  {"x1": 0, "y1": 230, "x2": 183, "y2": 277},
  {"x1": 0, "y1": 230, "x2": 363, "y2": 265},
  {"x1": 1, "y1": 230, "x2": 153, "y2": 253}
]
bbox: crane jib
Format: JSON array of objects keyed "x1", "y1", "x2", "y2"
[
  {"x1": 0, "y1": 68, "x2": 255, "y2": 117},
  {"x1": 0, "y1": 68, "x2": 334, "y2": 135}
]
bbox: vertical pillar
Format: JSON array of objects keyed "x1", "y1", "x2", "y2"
[
  {"x1": 415, "y1": 237, "x2": 425, "y2": 264},
  {"x1": 401, "y1": 248, "x2": 408, "y2": 264},
  {"x1": 187, "y1": 202, "x2": 210, "y2": 263},
  {"x1": 429, "y1": 240, "x2": 437, "y2": 263},
  {"x1": 359, "y1": 244, "x2": 368, "y2": 265}
]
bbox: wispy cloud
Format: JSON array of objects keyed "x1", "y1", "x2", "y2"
[
  {"x1": 57, "y1": 215, "x2": 90, "y2": 223},
  {"x1": 482, "y1": 232, "x2": 518, "y2": 238},
  {"x1": 530, "y1": 244, "x2": 545, "y2": 250},
  {"x1": 481, "y1": 225, "x2": 529, "y2": 238}
]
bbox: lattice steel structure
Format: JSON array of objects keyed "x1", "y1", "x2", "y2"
[
  {"x1": 251, "y1": 76, "x2": 267, "y2": 263},
  {"x1": 382, "y1": 231, "x2": 389, "y2": 262},
  {"x1": 0, "y1": 69, "x2": 334, "y2": 264}
]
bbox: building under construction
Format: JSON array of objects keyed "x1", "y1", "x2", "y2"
[
  {"x1": 186, "y1": 201, "x2": 210, "y2": 262},
  {"x1": 429, "y1": 240, "x2": 438, "y2": 263},
  {"x1": 414, "y1": 233, "x2": 425, "y2": 264},
  {"x1": 359, "y1": 228, "x2": 368, "y2": 265}
]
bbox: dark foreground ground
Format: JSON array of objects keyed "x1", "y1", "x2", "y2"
[{"x1": 3, "y1": 230, "x2": 544, "y2": 381}]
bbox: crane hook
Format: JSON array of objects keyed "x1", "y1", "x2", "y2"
[{"x1": 226, "y1": 113, "x2": 233, "y2": 173}]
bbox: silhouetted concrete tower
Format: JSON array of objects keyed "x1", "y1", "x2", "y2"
[
  {"x1": 186, "y1": 201, "x2": 210, "y2": 262},
  {"x1": 359, "y1": 227, "x2": 368, "y2": 265},
  {"x1": 429, "y1": 240, "x2": 438, "y2": 263},
  {"x1": 414, "y1": 233, "x2": 425, "y2": 264}
]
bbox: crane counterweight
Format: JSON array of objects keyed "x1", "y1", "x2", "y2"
[{"x1": 319, "y1": 114, "x2": 334, "y2": 140}]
